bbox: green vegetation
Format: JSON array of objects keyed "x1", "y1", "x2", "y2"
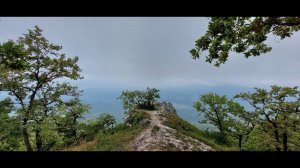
[
  {"x1": 0, "y1": 26, "x2": 88, "y2": 151},
  {"x1": 92, "y1": 113, "x2": 116, "y2": 132},
  {"x1": 92, "y1": 109, "x2": 151, "y2": 151},
  {"x1": 242, "y1": 126, "x2": 276, "y2": 151},
  {"x1": 65, "y1": 110, "x2": 150, "y2": 151},
  {"x1": 190, "y1": 17, "x2": 300, "y2": 66},
  {"x1": 194, "y1": 85, "x2": 300, "y2": 151},
  {"x1": 189, "y1": 17, "x2": 300, "y2": 151},
  {"x1": 163, "y1": 111, "x2": 238, "y2": 151},
  {"x1": 71, "y1": 113, "x2": 116, "y2": 142},
  {"x1": 118, "y1": 87, "x2": 160, "y2": 111},
  {"x1": 194, "y1": 93, "x2": 255, "y2": 150},
  {"x1": 235, "y1": 85, "x2": 300, "y2": 151},
  {"x1": 94, "y1": 124, "x2": 144, "y2": 151},
  {"x1": 124, "y1": 110, "x2": 150, "y2": 126},
  {"x1": 55, "y1": 97, "x2": 90, "y2": 147},
  {"x1": 0, "y1": 98, "x2": 22, "y2": 150},
  {"x1": 194, "y1": 93, "x2": 230, "y2": 143},
  {"x1": 1, "y1": 22, "x2": 300, "y2": 151},
  {"x1": 65, "y1": 124, "x2": 145, "y2": 151}
]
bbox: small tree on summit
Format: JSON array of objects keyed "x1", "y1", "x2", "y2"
[
  {"x1": 118, "y1": 87, "x2": 160, "y2": 112},
  {"x1": 143, "y1": 87, "x2": 160, "y2": 109}
]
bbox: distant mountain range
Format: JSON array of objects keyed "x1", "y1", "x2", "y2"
[
  {"x1": 81, "y1": 84, "x2": 254, "y2": 128},
  {"x1": 0, "y1": 84, "x2": 255, "y2": 128}
]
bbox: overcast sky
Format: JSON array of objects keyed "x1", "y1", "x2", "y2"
[{"x1": 1, "y1": 17, "x2": 300, "y2": 89}]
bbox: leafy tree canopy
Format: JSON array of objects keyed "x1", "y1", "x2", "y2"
[
  {"x1": 190, "y1": 17, "x2": 300, "y2": 66},
  {"x1": 118, "y1": 87, "x2": 160, "y2": 112},
  {"x1": 235, "y1": 85, "x2": 300, "y2": 151},
  {"x1": 0, "y1": 26, "x2": 87, "y2": 151}
]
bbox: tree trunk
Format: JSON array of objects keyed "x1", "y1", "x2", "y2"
[
  {"x1": 282, "y1": 132, "x2": 288, "y2": 151},
  {"x1": 72, "y1": 129, "x2": 77, "y2": 138},
  {"x1": 274, "y1": 125, "x2": 281, "y2": 151},
  {"x1": 72, "y1": 118, "x2": 77, "y2": 137},
  {"x1": 282, "y1": 114, "x2": 288, "y2": 151},
  {"x1": 214, "y1": 108, "x2": 225, "y2": 141},
  {"x1": 217, "y1": 120, "x2": 227, "y2": 143},
  {"x1": 22, "y1": 119, "x2": 33, "y2": 151},
  {"x1": 238, "y1": 135, "x2": 242, "y2": 151},
  {"x1": 22, "y1": 91, "x2": 37, "y2": 151},
  {"x1": 35, "y1": 128, "x2": 42, "y2": 151}
]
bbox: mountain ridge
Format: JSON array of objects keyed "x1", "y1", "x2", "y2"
[
  {"x1": 130, "y1": 102, "x2": 214, "y2": 151},
  {"x1": 80, "y1": 85, "x2": 253, "y2": 128}
]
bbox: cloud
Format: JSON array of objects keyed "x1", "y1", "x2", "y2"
[{"x1": 1, "y1": 17, "x2": 300, "y2": 88}]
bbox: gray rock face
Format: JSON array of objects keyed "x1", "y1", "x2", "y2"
[
  {"x1": 131, "y1": 102, "x2": 214, "y2": 151},
  {"x1": 123, "y1": 114, "x2": 132, "y2": 127},
  {"x1": 124, "y1": 101, "x2": 176, "y2": 126},
  {"x1": 140, "y1": 119, "x2": 151, "y2": 126},
  {"x1": 158, "y1": 101, "x2": 176, "y2": 113}
]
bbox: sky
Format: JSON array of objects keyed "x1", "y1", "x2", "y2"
[{"x1": 1, "y1": 17, "x2": 300, "y2": 89}]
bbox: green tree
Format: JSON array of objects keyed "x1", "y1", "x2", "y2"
[
  {"x1": 243, "y1": 125, "x2": 276, "y2": 151},
  {"x1": 118, "y1": 87, "x2": 160, "y2": 112},
  {"x1": 190, "y1": 17, "x2": 300, "y2": 66},
  {"x1": 0, "y1": 40, "x2": 28, "y2": 71},
  {"x1": 235, "y1": 85, "x2": 300, "y2": 151},
  {"x1": 0, "y1": 26, "x2": 83, "y2": 151},
  {"x1": 225, "y1": 101, "x2": 255, "y2": 150},
  {"x1": 0, "y1": 98, "x2": 12, "y2": 122},
  {"x1": 144, "y1": 87, "x2": 160, "y2": 109},
  {"x1": 194, "y1": 93, "x2": 255, "y2": 148},
  {"x1": 55, "y1": 94, "x2": 90, "y2": 146},
  {"x1": 0, "y1": 98, "x2": 22, "y2": 150},
  {"x1": 118, "y1": 90, "x2": 144, "y2": 112},
  {"x1": 95, "y1": 113, "x2": 116, "y2": 132},
  {"x1": 194, "y1": 93, "x2": 229, "y2": 143},
  {"x1": 81, "y1": 113, "x2": 116, "y2": 141}
]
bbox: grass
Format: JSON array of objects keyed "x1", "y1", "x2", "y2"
[
  {"x1": 65, "y1": 125, "x2": 145, "y2": 151},
  {"x1": 64, "y1": 109, "x2": 239, "y2": 151},
  {"x1": 64, "y1": 140, "x2": 98, "y2": 151},
  {"x1": 93, "y1": 110, "x2": 150, "y2": 151},
  {"x1": 64, "y1": 109, "x2": 151, "y2": 151},
  {"x1": 126, "y1": 110, "x2": 151, "y2": 125},
  {"x1": 94, "y1": 125, "x2": 145, "y2": 151},
  {"x1": 90, "y1": 110, "x2": 151, "y2": 151},
  {"x1": 92, "y1": 109, "x2": 151, "y2": 151},
  {"x1": 163, "y1": 112, "x2": 239, "y2": 151}
]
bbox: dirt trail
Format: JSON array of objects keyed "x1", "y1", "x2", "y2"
[
  {"x1": 131, "y1": 110, "x2": 214, "y2": 151},
  {"x1": 132, "y1": 110, "x2": 160, "y2": 151}
]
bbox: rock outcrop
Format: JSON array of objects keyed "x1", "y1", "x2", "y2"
[{"x1": 130, "y1": 102, "x2": 214, "y2": 151}]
